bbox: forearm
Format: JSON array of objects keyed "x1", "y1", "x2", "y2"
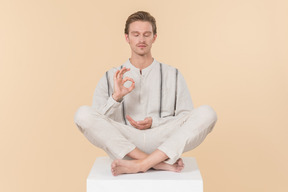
[{"x1": 92, "y1": 74, "x2": 123, "y2": 116}]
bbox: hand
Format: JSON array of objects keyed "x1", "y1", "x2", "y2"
[
  {"x1": 126, "y1": 115, "x2": 152, "y2": 130},
  {"x1": 112, "y1": 67, "x2": 135, "y2": 101}
]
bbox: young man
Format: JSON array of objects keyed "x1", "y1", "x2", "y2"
[{"x1": 74, "y1": 11, "x2": 217, "y2": 176}]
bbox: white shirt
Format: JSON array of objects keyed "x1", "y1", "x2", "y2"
[{"x1": 92, "y1": 59, "x2": 194, "y2": 128}]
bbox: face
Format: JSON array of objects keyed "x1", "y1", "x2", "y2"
[{"x1": 125, "y1": 21, "x2": 157, "y2": 57}]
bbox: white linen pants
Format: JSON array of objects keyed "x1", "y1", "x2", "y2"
[{"x1": 74, "y1": 105, "x2": 217, "y2": 164}]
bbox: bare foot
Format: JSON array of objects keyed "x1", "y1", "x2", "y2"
[
  {"x1": 111, "y1": 158, "x2": 185, "y2": 176},
  {"x1": 153, "y1": 158, "x2": 184, "y2": 172},
  {"x1": 111, "y1": 159, "x2": 148, "y2": 176}
]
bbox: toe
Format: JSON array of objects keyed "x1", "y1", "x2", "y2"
[{"x1": 178, "y1": 158, "x2": 184, "y2": 167}]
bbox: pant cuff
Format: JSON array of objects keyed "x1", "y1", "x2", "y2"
[
  {"x1": 158, "y1": 146, "x2": 179, "y2": 165},
  {"x1": 117, "y1": 145, "x2": 136, "y2": 160}
]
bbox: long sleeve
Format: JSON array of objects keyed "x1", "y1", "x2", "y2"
[
  {"x1": 92, "y1": 73, "x2": 123, "y2": 118},
  {"x1": 151, "y1": 70, "x2": 194, "y2": 128}
]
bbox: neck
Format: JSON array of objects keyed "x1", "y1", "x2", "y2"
[{"x1": 129, "y1": 52, "x2": 154, "y2": 70}]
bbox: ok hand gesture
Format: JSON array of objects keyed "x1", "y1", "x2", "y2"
[{"x1": 112, "y1": 67, "x2": 135, "y2": 101}]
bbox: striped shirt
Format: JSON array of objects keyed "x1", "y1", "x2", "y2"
[{"x1": 92, "y1": 59, "x2": 194, "y2": 128}]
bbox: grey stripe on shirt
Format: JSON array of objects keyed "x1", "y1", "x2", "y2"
[{"x1": 159, "y1": 63, "x2": 163, "y2": 118}]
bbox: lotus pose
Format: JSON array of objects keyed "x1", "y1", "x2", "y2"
[{"x1": 74, "y1": 11, "x2": 217, "y2": 176}]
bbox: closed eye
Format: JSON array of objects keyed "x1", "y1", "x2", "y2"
[{"x1": 144, "y1": 32, "x2": 152, "y2": 37}]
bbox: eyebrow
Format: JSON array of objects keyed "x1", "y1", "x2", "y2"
[{"x1": 131, "y1": 31, "x2": 152, "y2": 34}]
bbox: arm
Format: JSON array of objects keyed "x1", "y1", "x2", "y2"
[
  {"x1": 92, "y1": 67, "x2": 135, "y2": 117},
  {"x1": 92, "y1": 73, "x2": 120, "y2": 116}
]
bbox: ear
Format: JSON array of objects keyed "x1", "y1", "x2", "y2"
[
  {"x1": 125, "y1": 34, "x2": 130, "y2": 43},
  {"x1": 152, "y1": 34, "x2": 157, "y2": 43}
]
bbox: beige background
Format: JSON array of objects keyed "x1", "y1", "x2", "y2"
[{"x1": 1, "y1": 0, "x2": 287, "y2": 191}]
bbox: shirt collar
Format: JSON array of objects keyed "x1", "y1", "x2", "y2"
[{"x1": 124, "y1": 58, "x2": 158, "y2": 76}]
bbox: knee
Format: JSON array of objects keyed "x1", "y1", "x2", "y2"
[
  {"x1": 74, "y1": 105, "x2": 91, "y2": 125},
  {"x1": 197, "y1": 105, "x2": 218, "y2": 123},
  {"x1": 74, "y1": 105, "x2": 92, "y2": 133},
  {"x1": 185, "y1": 105, "x2": 217, "y2": 133}
]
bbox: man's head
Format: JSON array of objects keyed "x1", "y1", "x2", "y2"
[
  {"x1": 125, "y1": 11, "x2": 157, "y2": 35},
  {"x1": 125, "y1": 11, "x2": 157, "y2": 57}
]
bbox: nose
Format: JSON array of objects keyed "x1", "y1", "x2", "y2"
[
  {"x1": 139, "y1": 39, "x2": 144, "y2": 43},
  {"x1": 139, "y1": 35, "x2": 145, "y2": 42}
]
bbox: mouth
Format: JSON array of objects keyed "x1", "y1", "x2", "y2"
[{"x1": 137, "y1": 44, "x2": 147, "y2": 48}]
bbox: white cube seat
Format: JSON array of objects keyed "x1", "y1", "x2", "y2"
[{"x1": 87, "y1": 156, "x2": 203, "y2": 192}]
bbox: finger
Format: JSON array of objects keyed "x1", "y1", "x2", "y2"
[
  {"x1": 114, "y1": 70, "x2": 120, "y2": 80},
  {"x1": 130, "y1": 120, "x2": 139, "y2": 128},
  {"x1": 136, "y1": 125, "x2": 145, "y2": 130},
  {"x1": 137, "y1": 120, "x2": 148, "y2": 125},
  {"x1": 126, "y1": 115, "x2": 136, "y2": 124},
  {"x1": 122, "y1": 77, "x2": 135, "y2": 91},
  {"x1": 139, "y1": 117, "x2": 152, "y2": 129},
  {"x1": 122, "y1": 77, "x2": 134, "y2": 83},
  {"x1": 139, "y1": 124, "x2": 149, "y2": 130},
  {"x1": 128, "y1": 82, "x2": 135, "y2": 92},
  {"x1": 145, "y1": 117, "x2": 152, "y2": 123},
  {"x1": 126, "y1": 115, "x2": 133, "y2": 121},
  {"x1": 135, "y1": 119, "x2": 150, "y2": 130},
  {"x1": 126, "y1": 115, "x2": 147, "y2": 129},
  {"x1": 119, "y1": 67, "x2": 130, "y2": 79},
  {"x1": 117, "y1": 67, "x2": 125, "y2": 78},
  {"x1": 138, "y1": 124, "x2": 148, "y2": 130},
  {"x1": 120, "y1": 68, "x2": 130, "y2": 79},
  {"x1": 126, "y1": 115, "x2": 138, "y2": 126},
  {"x1": 117, "y1": 67, "x2": 125, "y2": 79}
]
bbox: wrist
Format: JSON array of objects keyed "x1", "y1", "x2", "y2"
[{"x1": 112, "y1": 93, "x2": 122, "y2": 102}]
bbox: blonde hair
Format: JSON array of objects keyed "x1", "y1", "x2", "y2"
[{"x1": 124, "y1": 11, "x2": 157, "y2": 35}]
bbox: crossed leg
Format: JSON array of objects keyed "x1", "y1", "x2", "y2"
[
  {"x1": 74, "y1": 106, "x2": 183, "y2": 176},
  {"x1": 111, "y1": 148, "x2": 184, "y2": 176},
  {"x1": 111, "y1": 105, "x2": 218, "y2": 176},
  {"x1": 75, "y1": 105, "x2": 217, "y2": 176}
]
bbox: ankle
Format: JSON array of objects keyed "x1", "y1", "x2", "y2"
[{"x1": 138, "y1": 159, "x2": 150, "y2": 173}]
